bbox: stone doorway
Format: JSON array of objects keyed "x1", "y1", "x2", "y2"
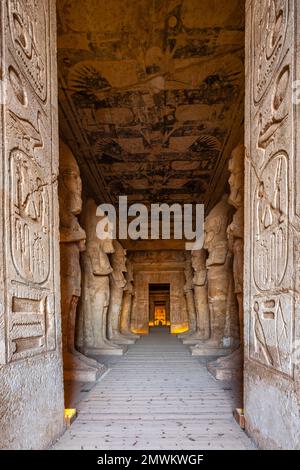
[{"x1": 149, "y1": 283, "x2": 171, "y2": 328}]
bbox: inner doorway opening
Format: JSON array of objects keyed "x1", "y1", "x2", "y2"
[{"x1": 148, "y1": 284, "x2": 170, "y2": 329}]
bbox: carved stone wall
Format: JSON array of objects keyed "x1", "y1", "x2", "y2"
[
  {"x1": 131, "y1": 251, "x2": 188, "y2": 334},
  {"x1": 0, "y1": 1, "x2": 64, "y2": 448},
  {"x1": 244, "y1": 0, "x2": 300, "y2": 449}
]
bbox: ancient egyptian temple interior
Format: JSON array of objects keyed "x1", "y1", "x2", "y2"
[{"x1": 0, "y1": 0, "x2": 300, "y2": 452}]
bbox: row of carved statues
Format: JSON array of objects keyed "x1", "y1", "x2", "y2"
[
  {"x1": 59, "y1": 141, "x2": 139, "y2": 382},
  {"x1": 58, "y1": 139, "x2": 244, "y2": 382},
  {"x1": 179, "y1": 144, "x2": 244, "y2": 380}
]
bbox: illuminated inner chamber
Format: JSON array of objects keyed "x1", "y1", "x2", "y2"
[{"x1": 148, "y1": 284, "x2": 170, "y2": 327}]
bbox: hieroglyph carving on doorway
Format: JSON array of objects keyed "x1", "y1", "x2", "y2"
[
  {"x1": 7, "y1": 0, "x2": 47, "y2": 101},
  {"x1": 0, "y1": 0, "x2": 57, "y2": 363},
  {"x1": 248, "y1": 0, "x2": 295, "y2": 377},
  {"x1": 253, "y1": 0, "x2": 288, "y2": 104}
]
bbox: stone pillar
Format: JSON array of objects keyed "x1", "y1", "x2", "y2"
[
  {"x1": 191, "y1": 195, "x2": 239, "y2": 356},
  {"x1": 59, "y1": 141, "x2": 105, "y2": 381},
  {"x1": 149, "y1": 297, "x2": 155, "y2": 326},
  {"x1": 120, "y1": 260, "x2": 140, "y2": 340},
  {"x1": 0, "y1": 1, "x2": 64, "y2": 448},
  {"x1": 79, "y1": 199, "x2": 125, "y2": 356},
  {"x1": 178, "y1": 254, "x2": 197, "y2": 338},
  {"x1": 244, "y1": 0, "x2": 300, "y2": 449},
  {"x1": 107, "y1": 241, "x2": 135, "y2": 345},
  {"x1": 182, "y1": 250, "x2": 210, "y2": 344},
  {"x1": 207, "y1": 144, "x2": 244, "y2": 380}
]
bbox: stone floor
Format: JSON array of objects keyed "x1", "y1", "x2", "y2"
[{"x1": 53, "y1": 328, "x2": 255, "y2": 450}]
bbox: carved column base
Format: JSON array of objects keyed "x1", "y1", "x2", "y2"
[
  {"x1": 83, "y1": 344, "x2": 127, "y2": 356},
  {"x1": 120, "y1": 330, "x2": 140, "y2": 341},
  {"x1": 190, "y1": 340, "x2": 234, "y2": 357},
  {"x1": 63, "y1": 351, "x2": 107, "y2": 382},
  {"x1": 207, "y1": 347, "x2": 243, "y2": 381}
]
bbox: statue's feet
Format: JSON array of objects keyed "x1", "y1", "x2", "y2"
[
  {"x1": 83, "y1": 340, "x2": 127, "y2": 356},
  {"x1": 69, "y1": 347, "x2": 105, "y2": 370},
  {"x1": 110, "y1": 333, "x2": 135, "y2": 345},
  {"x1": 63, "y1": 351, "x2": 106, "y2": 382},
  {"x1": 207, "y1": 347, "x2": 243, "y2": 381}
]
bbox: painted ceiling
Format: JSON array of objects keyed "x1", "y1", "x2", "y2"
[{"x1": 57, "y1": 0, "x2": 244, "y2": 206}]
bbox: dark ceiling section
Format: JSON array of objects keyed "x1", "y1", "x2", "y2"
[{"x1": 57, "y1": 0, "x2": 244, "y2": 206}]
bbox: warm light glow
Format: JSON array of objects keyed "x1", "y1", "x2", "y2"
[
  {"x1": 154, "y1": 306, "x2": 167, "y2": 326},
  {"x1": 64, "y1": 408, "x2": 77, "y2": 426}
]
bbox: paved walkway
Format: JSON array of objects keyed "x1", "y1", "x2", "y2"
[{"x1": 54, "y1": 328, "x2": 254, "y2": 450}]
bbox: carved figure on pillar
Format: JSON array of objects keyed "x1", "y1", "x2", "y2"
[
  {"x1": 79, "y1": 199, "x2": 126, "y2": 356},
  {"x1": 191, "y1": 195, "x2": 239, "y2": 356},
  {"x1": 59, "y1": 141, "x2": 105, "y2": 381},
  {"x1": 184, "y1": 254, "x2": 197, "y2": 334}
]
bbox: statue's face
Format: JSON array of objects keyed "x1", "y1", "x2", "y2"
[
  {"x1": 61, "y1": 167, "x2": 82, "y2": 215},
  {"x1": 191, "y1": 251, "x2": 199, "y2": 270}
]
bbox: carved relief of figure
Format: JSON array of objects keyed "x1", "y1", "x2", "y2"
[
  {"x1": 191, "y1": 195, "x2": 239, "y2": 356},
  {"x1": 79, "y1": 198, "x2": 126, "y2": 356},
  {"x1": 107, "y1": 241, "x2": 135, "y2": 345},
  {"x1": 59, "y1": 141, "x2": 105, "y2": 381},
  {"x1": 182, "y1": 249, "x2": 210, "y2": 345},
  {"x1": 207, "y1": 145, "x2": 245, "y2": 380},
  {"x1": 120, "y1": 259, "x2": 140, "y2": 340}
]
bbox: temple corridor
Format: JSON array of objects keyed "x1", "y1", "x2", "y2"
[
  {"x1": 54, "y1": 328, "x2": 253, "y2": 450},
  {"x1": 2, "y1": 0, "x2": 300, "y2": 452}
]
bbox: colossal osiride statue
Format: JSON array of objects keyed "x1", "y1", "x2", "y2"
[
  {"x1": 208, "y1": 145, "x2": 244, "y2": 379},
  {"x1": 191, "y1": 195, "x2": 239, "y2": 356},
  {"x1": 79, "y1": 198, "x2": 126, "y2": 355},
  {"x1": 120, "y1": 260, "x2": 140, "y2": 340},
  {"x1": 59, "y1": 141, "x2": 105, "y2": 381},
  {"x1": 182, "y1": 249, "x2": 210, "y2": 345},
  {"x1": 107, "y1": 241, "x2": 135, "y2": 345},
  {"x1": 178, "y1": 254, "x2": 197, "y2": 339}
]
